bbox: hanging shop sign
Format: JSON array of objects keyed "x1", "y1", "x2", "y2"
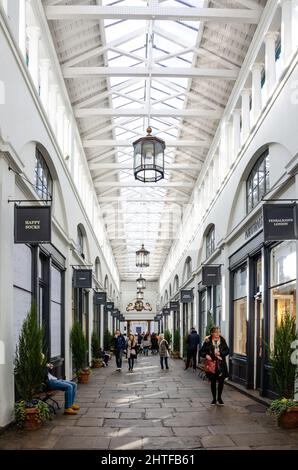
[
  {"x1": 73, "y1": 269, "x2": 92, "y2": 288},
  {"x1": 202, "y1": 265, "x2": 221, "y2": 286},
  {"x1": 14, "y1": 205, "x2": 51, "y2": 244},
  {"x1": 180, "y1": 290, "x2": 193, "y2": 303},
  {"x1": 263, "y1": 203, "x2": 298, "y2": 241},
  {"x1": 94, "y1": 291, "x2": 107, "y2": 305},
  {"x1": 163, "y1": 308, "x2": 171, "y2": 316},
  {"x1": 112, "y1": 309, "x2": 119, "y2": 317},
  {"x1": 155, "y1": 314, "x2": 162, "y2": 321},
  {"x1": 106, "y1": 302, "x2": 114, "y2": 311},
  {"x1": 170, "y1": 301, "x2": 179, "y2": 311}
]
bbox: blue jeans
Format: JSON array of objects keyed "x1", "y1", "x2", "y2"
[
  {"x1": 160, "y1": 357, "x2": 169, "y2": 369},
  {"x1": 48, "y1": 380, "x2": 77, "y2": 409}
]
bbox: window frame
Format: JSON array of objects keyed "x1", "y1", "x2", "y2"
[
  {"x1": 35, "y1": 148, "x2": 53, "y2": 201},
  {"x1": 246, "y1": 150, "x2": 269, "y2": 214},
  {"x1": 206, "y1": 226, "x2": 215, "y2": 259}
]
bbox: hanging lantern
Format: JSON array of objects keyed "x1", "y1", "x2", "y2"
[
  {"x1": 137, "y1": 290, "x2": 144, "y2": 300},
  {"x1": 136, "y1": 274, "x2": 146, "y2": 290},
  {"x1": 136, "y1": 244, "x2": 150, "y2": 267},
  {"x1": 133, "y1": 127, "x2": 165, "y2": 183}
]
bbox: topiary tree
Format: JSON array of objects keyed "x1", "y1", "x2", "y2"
[
  {"x1": 91, "y1": 331, "x2": 101, "y2": 360},
  {"x1": 70, "y1": 321, "x2": 88, "y2": 377},
  {"x1": 164, "y1": 329, "x2": 172, "y2": 347},
  {"x1": 269, "y1": 312, "x2": 297, "y2": 398},
  {"x1": 14, "y1": 303, "x2": 47, "y2": 402},
  {"x1": 205, "y1": 311, "x2": 216, "y2": 337},
  {"x1": 173, "y1": 330, "x2": 180, "y2": 353},
  {"x1": 104, "y1": 329, "x2": 113, "y2": 351}
]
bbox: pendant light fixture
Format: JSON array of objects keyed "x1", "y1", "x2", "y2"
[
  {"x1": 133, "y1": 127, "x2": 165, "y2": 183},
  {"x1": 136, "y1": 274, "x2": 146, "y2": 290},
  {"x1": 136, "y1": 244, "x2": 150, "y2": 268}
]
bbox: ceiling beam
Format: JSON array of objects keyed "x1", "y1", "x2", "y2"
[
  {"x1": 76, "y1": 108, "x2": 222, "y2": 119},
  {"x1": 95, "y1": 182, "x2": 193, "y2": 188},
  {"x1": 90, "y1": 163, "x2": 200, "y2": 170},
  {"x1": 84, "y1": 139, "x2": 211, "y2": 148},
  {"x1": 98, "y1": 197, "x2": 189, "y2": 202},
  {"x1": 45, "y1": 6, "x2": 262, "y2": 24},
  {"x1": 63, "y1": 66, "x2": 238, "y2": 80}
]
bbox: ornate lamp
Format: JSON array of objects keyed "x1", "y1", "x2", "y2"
[
  {"x1": 133, "y1": 127, "x2": 165, "y2": 183},
  {"x1": 136, "y1": 244, "x2": 150, "y2": 268},
  {"x1": 137, "y1": 290, "x2": 144, "y2": 301},
  {"x1": 136, "y1": 274, "x2": 146, "y2": 290}
]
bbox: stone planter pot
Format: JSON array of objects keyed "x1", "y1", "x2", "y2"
[
  {"x1": 24, "y1": 408, "x2": 41, "y2": 431},
  {"x1": 78, "y1": 370, "x2": 90, "y2": 384},
  {"x1": 278, "y1": 406, "x2": 298, "y2": 429}
]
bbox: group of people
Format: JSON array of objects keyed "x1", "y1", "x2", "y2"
[
  {"x1": 44, "y1": 325, "x2": 229, "y2": 415},
  {"x1": 113, "y1": 330, "x2": 170, "y2": 373}
]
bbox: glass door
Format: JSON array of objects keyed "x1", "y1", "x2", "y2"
[{"x1": 254, "y1": 295, "x2": 264, "y2": 390}]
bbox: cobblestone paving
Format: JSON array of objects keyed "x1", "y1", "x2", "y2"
[{"x1": 0, "y1": 355, "x2": 298, "y2": 450}]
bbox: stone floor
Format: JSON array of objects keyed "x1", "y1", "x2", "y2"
[{"x1": 0, "y1": 355, "x2": 298, "y2": 450}]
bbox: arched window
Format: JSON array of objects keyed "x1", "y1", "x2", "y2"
[
  {"x1": 77, "y1": 226, "x2": 84, "y2": 258},
  {"x1": 35, "y1": 148, "x2": 53, "y2": 200},
  {"x1": 247, "y1": 150, "x2": 269, "y2": 213},
  {"x1": 104, "y1": 275, "x2": 109, "y2": 291},
  {"x1": 174, "y1": 275, "x2": 179, "y2": 293},
  {"x1": 95, "y1": 257, "x2": 101, "y2": 282},
  {"x1": 185, "y1": 256, "x2": 192, "y2": 280},
  {"x1": 206, "y1": 226, "x2": 215, "y2": 258}
]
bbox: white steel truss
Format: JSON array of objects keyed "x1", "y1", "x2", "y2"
[{"x1": 43, "y1": 0, "x2": 265, "y2": 281}]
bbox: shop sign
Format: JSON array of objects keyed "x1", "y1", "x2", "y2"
[
  {"x1": 112, "y1": 309, "x2": 119, "y2": 317},
  {"x1": 106, "y1": 302, "x2": 114, "y2": 311},
  {"x1": 14, "y1": 205, "x2": 51, "y2": 244},
  {"x1": 163, "y1": 308, "x2": 171, "y2": 316},
  {"x1": 94, "y1": 292, "x2": 106, "y2": 305},
  {"x1": 263, "y1": 204, "x2": 298, "y2": 241},
  {"x1": 73, "y1": 269, "x2": 92, "y2": 288},
  {"x1": 180, "y1": 290, "x2": 193, "y2": 303},
  {"x1": 155, "y1": 314, "x2": 162, "y2": 320},
  {"x1": 245, "y1": 215, "x2": 263, "y2": 240},
  {"x1": 202, "y1": 265, "x2": 221, "y2": 286},
  {"x1": 170, "y1": 301, "x2": 179, "y2": 311}
]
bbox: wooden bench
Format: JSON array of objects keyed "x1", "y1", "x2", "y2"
[{"x1": 33, "y1": 390, "x2": 61, "y2": 414}]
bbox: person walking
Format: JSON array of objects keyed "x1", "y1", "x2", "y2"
[
  {"x1": 184, "y1": 327, "x2": 200, "y2": 371},
  {"x1": 200, "y1": 326, "x2": 230, "y2": 406},
  {"x1": 159, "y1": 333, "x2": 169, "y2": 370},
  {"x1": 151, "y1": 333, "x2": 158, "y2": 355},
  {"x1": 113, "y1": 329, "x2": 126, "y2": 371},
  {"x1": 142, "y1": 333, "x2": 151, "y2": 356},
  {"x1": 127, "y1": 333, "x2": 137, "y2": 372}
]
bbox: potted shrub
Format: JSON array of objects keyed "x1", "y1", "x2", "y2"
[
  {"x1": 104, "y1": 329, "x2": 113, "y2": 352},
  {"x1": 70, "y1": 321, "x2": 90, "y2": 384},
  {"x1": 164, "y1": 330, "x2": 172, "y2": 349},
  {"x1": 268, "y1": 312, "x2": 298, "y2": 428},
  {"x1": 268, "y1": 398, "x2": 298, "y2": 429},
  {"x1": 91, "y1": 331, "x2": 101, "y2": 368},
  {"x1": 14, "y1": 304, "x2": 50, "y2": 430},
  {"x1": 171, "y1": 330, "x2": 180, "y2": 359}
]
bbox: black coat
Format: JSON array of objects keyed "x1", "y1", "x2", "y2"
[
  {"x1": 187, "y1": 331, "x2": 200, "y2": 351},
  {"x1": 200, "y1": 335, "x2": 230, "y2": 379}
]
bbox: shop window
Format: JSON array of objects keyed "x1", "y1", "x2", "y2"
[
  {"x1": 206, "y1": 226, "x2": 215, "y2": 258},
  {"x1": 50, "y1": 265, "x2": 63, "y2": 359},
  {"x1": 35, "y1": 148, "x2": 53, "y2": 201},
  {"x1": 215, "y1": 285, "x2": 222, "y2": 326},
  {"x1": 246, "y1": 150, "x2": 269, "y2": 213},
  {"x1": 270, "y1": 241, "x2": 296, "y2": 347},
  {"x1": 233, "y1": 265, "x2": 247, "y2": 356}
]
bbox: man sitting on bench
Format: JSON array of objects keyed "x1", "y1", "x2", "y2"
[{"x1": 46, "y1": 363, "x2": 80, "y2": 415}]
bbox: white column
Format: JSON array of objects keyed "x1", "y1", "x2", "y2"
[
  {"x1": 264, "y1": 32, "x2": 278, "y2": 98},
  {"x1": 232, "y1": 108, "x2": 241, "y2": 160},
  {"x1": 219, "y1": 120, "x2": 228, "y2": 178},
  {"x1": 18, "y1": 0, "x2": 27, "y2": 59},
  {"x1": 63, "y1": 114, "x2": 70, "y2": 157},
  {"x1": 48, "y1": 84, "x2": 58, "y2": 134},
  {"x1": 57, "y1": 103, "x2": 65, "y2": 153},
  {"x1": 69, "y1": 122, "x2": 75, "y2": 177},
  {"x1": 293, "y1": 0, "x2": 298, "y2": 51},
  {"x1": 26, "y1": 25, "x2": 40, "y2": 89},
  {"x1": 241, "y1": 88, "x2": 251, "y2": 143},
  {"x1": 280, "y1": 0, "x2": 293, "y2": 67},
  {"x1": 251, "y1": 63, "x2": 263, "y2": 124},
  {"x1": 39, "y1": 59, "x2": 50, "y2": 113}
]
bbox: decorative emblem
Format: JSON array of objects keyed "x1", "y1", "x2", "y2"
[{"x1": 126, "y1": 299, "x2": 152, "y2": 312}]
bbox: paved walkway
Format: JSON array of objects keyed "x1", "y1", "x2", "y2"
[{"x1": 0, "y1": 355, "x2": 298, "y2": 450}]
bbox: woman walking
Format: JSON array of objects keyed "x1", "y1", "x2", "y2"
[
  {"x1": 200, "y1": 326, "x2": 229, "y2": 406},
  {"x1": 158, "y1": 333, "x2": 169, "y2": 370},
  {"x1": 142, "y1": 333, "x2": 151, "y2": 356},
  {"x1": 127, "y1": 333, "x2": 137, "y2": 372}
]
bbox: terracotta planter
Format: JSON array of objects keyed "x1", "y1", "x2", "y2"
[
  {"x1": 24, "y1": 408, "x2": 41, "y2": 431},
  {"x1": 93, "y1": 361, "x2": 101, "y2": 369},
  {"x1": 171, "y1": 352, "x2": 180, "y2": 359},
  {"x1": 78, "y1": 370, "x2": 90, "y2": 384},
  {"x1": 278, "y1": 406, "x2": 298, "y2": 429}
]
